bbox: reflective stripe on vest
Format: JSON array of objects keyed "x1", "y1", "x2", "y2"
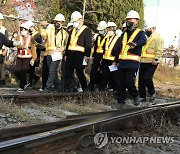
[
  {"x1": 56, "y1": 29, "x2": 67, "y2": 48},
  {"x1": 18, "y1": 35, "x2": 32, "y2": 58},
  {"x1": 103, "y1": 35, "x2": 120, "y2": 61},
  {"x1": 141, "y1": 33, "x2": 159, "y2": 58},
  {"x1": 119, "y1": 28, "x2": 141, "y2": 62},
  {"x1": 96, "y1": 34, "x2": 109, "y2": 54},
  {"x1": 46, "y1": 26, "x2": 56, "y2": 51},
  {"x1": 68, "y1": 25, "x2": 87, "y2": 52}
]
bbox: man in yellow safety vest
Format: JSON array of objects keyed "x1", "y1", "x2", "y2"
[
  {"x1": 88, "y1": 21, "x2": 108, "y2": 91},
  {"x1": 64, "y1": 11, "x2": 92, "y2": 92},
  {"x1": 138, "y1": 22, "x2": 164, "y2": 104},
  {"x1": 100, "y1": 21, "x2": 120, "y2": 91},
  {"x1": 113, "y1": 10, "x2": 147, "y2": 109},
  {"x1": 40, "y1": 13, "x2": 69, "y2": 92}
]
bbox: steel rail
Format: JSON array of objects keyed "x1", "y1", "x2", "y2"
[
  {"x1": 0, "y1": 91, "x2": 114, "y2": 99},
  {"x1": 1, "y1": 100, "x2": 179, "y2": 141},
  {"x1": 0, "y1": 101, "x2": 179, "y2": 153}
]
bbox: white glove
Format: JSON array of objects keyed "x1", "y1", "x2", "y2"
[{"x1": 30, "y1": 59, "x2": 35, "y2": 66}]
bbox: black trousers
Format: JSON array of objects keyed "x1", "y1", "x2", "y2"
[
  {"x1": 65, "y1": 68, "x2": 87, "y2": 91},
  {"x1": 28, "y1": 65, "x2": 39, "y2": 84},
  {"x1": 138, "y1": 63, "x2": 157, "y2": 98},
  {"x1": 41, "y1": 56, "x2": 49, "y2": 89},
  {"x1": 14, "y1": 58, "x2": 30, "y2": 89},
  {"x1": 100, "y1": 63, "x2": 118, "y2": 91},
  {"x1": 89, "y1": 59, "x2": 101, "y2": 89},
  {"x1": 61, "y1": 58, "x2": 66, "y2": 91},
  {"x1": 117, "y1": 68, "x2": 139, "y2": 103}
]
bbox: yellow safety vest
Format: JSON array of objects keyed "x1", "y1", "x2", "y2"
[
  {"x1": 46, "y1": 25, "x2": 56, "y2": 51},
  {"x1": 0, "y1": 50, "x2": 2, "y2": 54},
  {"x1": 141, "y1": 33, "x2": 159, "y2": 58},
  {"x1": 96, "y1": 34, "x2": 109, "y2": 54},
  {"x1": 56, "y1": 29, "x2": 67, "y2": 48},
  {"x1": 103, "y1": 35, "x2": 120, "y2": 61},
  {"x1": 68, "y1": 25, "x2": 87, "y2": 52},
  {"x1": 119, "y1": 28, "x2": 141, "y2": 62},
  {"x1": 45, "y1": 25, "x2": 67, "y2": 51}
]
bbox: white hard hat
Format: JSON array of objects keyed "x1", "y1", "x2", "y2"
[
  {"x1": 116, "y1": 29, "x2": 122, "y2": 36},
  {"x1": 107, "y1": 22, "x2": 116, "y2": 27},
  {"x1": 20, "y1": 22, "x2": 29, "y2": 30},
  {"x1": 145, "y1": 21, "x2": 156, "y2": 29},
  {"x1": 0, "y1": 12, "x2": 4, "y2": 20},
  {"x1": 25, "y1": 20, "x2": 34, "y2": 28},
  {"x1": 54, "y1": 13, "x2": 65, "y2": 22},
  {"x1": 97, "y1": 21, "x2": 107, "y2": 30},
  {"x1": 126, "y1": 10, "x2": 140, "y2": 20},
  {"x1": 71, "y1": 11, "x2": 82, "y2": 22},
  {"x1": 122, "y1": 22, "x2": 126, "y2": 28},
  {"x1": 67, "y1": 22, "x2": 73, "y2": 28}
]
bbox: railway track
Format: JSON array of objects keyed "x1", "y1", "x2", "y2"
[
  {"x1": 0, "y1": 90, "x2": 115, "y2": 102},
  {"x1": 0, "y1": 101, "x2": 179, "y2": 154}
]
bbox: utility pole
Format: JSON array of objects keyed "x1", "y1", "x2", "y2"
[{"x1": 82, "y1": 0, "x2": 87, "y2": 21}]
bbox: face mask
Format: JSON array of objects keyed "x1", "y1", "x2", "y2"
[
  {"x1": 73, "y1": 22, "x2": 79, "y2": 28},
  {"x1": 99, "y1": 30, "x2": 104, "y2": 35},
  {"x1": 108, "y1": 30, "x2": 114, "y2": 36},
  {"x1": 21, "y1": 30, "x2": 28, "y2": 36},
  {"x1": 146, "y1": 30, "x2": 152, "y2": 37},
  {"x1": 55, "y1": 23, "x2": 61, "y2": 29},
  {"x1": 126, "y1": 21, "x2": 134, "y2": 31}
]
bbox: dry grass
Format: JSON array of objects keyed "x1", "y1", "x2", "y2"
[
  {"x1": 154, "y1": 64, "x2": 180, "y2": 84},
  {"x1": 0, "y1": 98, "x2": 43, "y2": 123},
  {"x1": 141, "y1": 111, "x2": 180, "y2": 137},
  {"x1": 20, "y1": 102, "x2": 66, "y2": 119},
  {"x1": 55, "y1": 93, "x2": 115, "y2": 114}
]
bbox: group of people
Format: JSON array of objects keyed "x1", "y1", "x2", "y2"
[{"x1": 0, "y1": 10, "x2": 164, "y2": 109}]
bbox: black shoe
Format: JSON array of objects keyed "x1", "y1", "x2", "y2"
[
  {"x1": 150, "y1": 94, "x2": 156, "y2": 102},
  {"x1": 116, "y1": 102, "x2": 126, "y2": 109},
  {"x1": 44, "y1": 87, "x2": 53, "y2": 93},
  {"x1": 134, "y1": 96, "x2": 142, "y2": 107},
  {"x1": 63, "y1": 89, "x2": 70, "y2": 93},
  {"x1": 24, "y1": 83, "x2": 31, "y2": 89},
  {"x1": 140, "y1": 97, "x2": 147, "y2": 102}
]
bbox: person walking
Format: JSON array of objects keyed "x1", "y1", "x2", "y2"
[
  {"x1": 13, "y1": 22, "x2": 37, "y2": 92},
  {"x1": 113, "y1": 10, "x2": 147, "y2": 109},
  {"x1": 40, "y1": 13, "x2": 69, "y2": 92},
  {"x1": 100, "y1": 22, "x2": 119, "y2": 91},
  {"x1": 138, "y1": 22, "x2": 164, "y2": 104},
  {"x1": 88, "y1": 21, "x2": 108, "y2": 91},
  {"x1": 64, "y1": 11, "x2": 92, "y2": 92}
]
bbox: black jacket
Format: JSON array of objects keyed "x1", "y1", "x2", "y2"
[
  {"x1": 0, "y1": 33, "x2": 14, "y2": 50},
  {"x1": 65, "y1": 26, "x2": 92, "y2": 69},
  {"x1": 115, "y1": 28, "x2": 146, "y2": 68}
]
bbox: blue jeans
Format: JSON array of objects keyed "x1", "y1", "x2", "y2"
[{"x1": 46, "y1": 55, "x2": 61, "y2": 90}]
